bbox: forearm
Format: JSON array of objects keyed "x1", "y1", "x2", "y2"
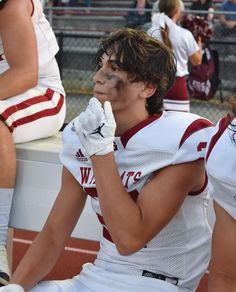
[
  {"x1": 208, "y1": 271, "x2": 236, "y2": 292},
  {"x1": 209, "y1": 203, "x2": 236, "y2": 291},
  {"x1": 0, "y1": 67, "x2": 37, "y2": 100},
  {"x1": 11, "y1": 231, "x2": 64, "y2": 290},
  {"x1": 218, "y1": 15, "x2": 234, "y2": 28},
  {"x1": 190, "y1": 44, "x2": 203, "y2": 66},
  {"x1": 91, "y1": 154, "x2": 145, "y2": 254}
]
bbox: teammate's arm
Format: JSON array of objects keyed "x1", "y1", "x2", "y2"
[
  {"x1": 92, "y1": 154, "x2": 205, "y2": 255},
  {"x1": 208, "y1": 201, "x2": 236, "y2": 291},
  {"x1": 0, "y1": 0, "x2": 38, "y2": 100},
  {"x1": 10, "y1": 167, "x2": 87, "y2": 291}
]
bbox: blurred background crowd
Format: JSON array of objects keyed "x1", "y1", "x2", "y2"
[{"x1": 37, "y1": 0, "x2": 236, "y2": 124}]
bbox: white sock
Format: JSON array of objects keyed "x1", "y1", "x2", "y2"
[{"x1": 0, "y1": 189, "x2": 14, "y2": 245}]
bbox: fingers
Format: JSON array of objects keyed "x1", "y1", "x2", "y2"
[
  {"x1": 74, "y1": 97, "x2": 116, "y2": 156},
  {"x1": 104, "y1": 101, "x2": 116, "y2": 126},
  {"x1": 77, "y1": 97, "x2": 115, "y2": 132},
  {"x1": 87, "y1": 97, "x2": 104, "y2": 118},
  {"x1": 89, "y1": 97, "x2": 102, "y2": 110},
  {"x1": 78, "y1": 98, "x2": 103, "y2": 129}
]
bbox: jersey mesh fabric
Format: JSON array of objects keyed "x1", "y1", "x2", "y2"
[{"x1": 206, "y1": 117, "x2": 236, "y2": 219}]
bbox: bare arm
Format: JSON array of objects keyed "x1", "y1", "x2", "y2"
[
  {"x1": 219, "y1": 14, "x2": 236, "y2": 29},
  {"x1": 91, "y1": 154, "x2": 205, "y2": 255},
  {"x1": 10, "y1": 167, "x2": 87, "y2": 291},
  {"x1": 0, "y1": 0, "x2": 38, "y2": 100},
  {"x1": 189, "y1": 38, "x2": 203, "y2": 66},
  {"x1": 208, "y1": 201, "x2": 236, "y2": 292}
]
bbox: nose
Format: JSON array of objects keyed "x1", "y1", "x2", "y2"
[{"x1": 93, "y1": 69, "x2": 105, "y2": 85}]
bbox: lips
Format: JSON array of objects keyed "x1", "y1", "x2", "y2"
[{"x1": 94, "y1": 90, "x2": 106, "y2": 96}]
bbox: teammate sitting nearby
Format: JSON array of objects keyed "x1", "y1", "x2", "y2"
[
  {"x1": 0, "y1": 0, "x2": 65, "y2": 285},
  {"x1": 206, "y1": 95, "x2": 236, "y2": 292},
  {"x1": 3, "y1": 28, "x2": 213, "y2": 292}
]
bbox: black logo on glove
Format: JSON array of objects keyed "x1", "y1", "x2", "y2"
[{"x1": 90, "y1": 123, "x2": 105, "y2": 138}]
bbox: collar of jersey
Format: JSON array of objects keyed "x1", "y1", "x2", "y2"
[{"x1": 120, "y1": 113, "x2": 163, "y2": 148}]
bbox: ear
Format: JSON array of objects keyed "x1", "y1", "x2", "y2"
[{"x1": 140, "y1": 82, "x2": 157, "y2": 99}]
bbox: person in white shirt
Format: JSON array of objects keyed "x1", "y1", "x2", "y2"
[
  {"x1": 0, "y1": 0, "x2": 65, "y2": 284},
  {"x1": 149, "y1": 0, "x2": 203, "y2": 112}
]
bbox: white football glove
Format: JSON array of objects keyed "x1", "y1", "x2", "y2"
[
  {"x1": 74, "y1": 97, "x2": 116, "y2": 156},
  {"x1": 0, "y1": 284, "x2": 24, "y2": 292}
]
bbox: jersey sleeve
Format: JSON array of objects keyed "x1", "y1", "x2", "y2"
[
  {"x1": 208, "y1": 175, "x2": 236, "y2": 220},
  {"x1": 205, "y1": 115, "x2": 231, "y2": 162},
  {"x1": 173, "y1": 118, "x2": 213, "y2": 164},
  {"x1": 206, "y1": 116, "x2": 236, "y2": 220}
]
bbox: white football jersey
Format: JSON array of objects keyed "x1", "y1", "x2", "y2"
[
  {"x1": 0, "y1": 0, "x2": 64, "y2": 95},
  {"x1": 206, "y1": 116, "x2": 236, "y2": 220},
  {"x1": 60, "y1": 111, "x2": 213, "y2": 291}
]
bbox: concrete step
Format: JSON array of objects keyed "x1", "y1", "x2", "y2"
[
  {"x1": 51, "y1": 14, "x2": 125, "y2": 31},
  {"x1": 48, "y1": 0, "x2": 222, "y2": 10},
  {"x1": 93, "y1": 1, "x2": 133, "y2": 8}
]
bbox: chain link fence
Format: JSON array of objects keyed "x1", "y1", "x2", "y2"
[{"x1": 43, "y1": 6, "x2": 235, "y2": 124}]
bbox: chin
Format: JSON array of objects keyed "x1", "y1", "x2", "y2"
[{"x1": 93, "y1": 94, "x2": 109, "y2": 103}]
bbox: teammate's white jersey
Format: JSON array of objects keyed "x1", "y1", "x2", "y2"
[
  {"x1": 206, "y1": 116, "x2": 236, "y2": 220},
  {"x1": 0, "y1": 0, "x2": 64, "y2": 95},
  {"x1": 60, "y1": 111, "x2": 213, "y2": 291},
  {"x1": 0, "y1": 0, "x2": 65, "y2": 143}
]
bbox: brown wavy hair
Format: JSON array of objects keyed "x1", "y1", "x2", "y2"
[{"x1": 94, "y1": 28, "x2": 176, "y2": 115}]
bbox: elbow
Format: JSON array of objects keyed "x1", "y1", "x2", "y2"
[
  {"x1": 192, "y1": 60, "x2": 202, "y2": 66},
  {"x1": 26, "y1": 70, "x2": 38, "y2": 88},
  {"x1": 191, "y1": 54, "x2": 202, "y2": 66},
  {"x1": 190, "y1": 51, "x2": 203, "y2": 67},
  {"x1": 115, "y1": 237, "x2": 146, "y2": 256},
  {"x1": 116, "y1": 245, "x2": 134, "y2": 256},
  {"x1": 19, "y1": 64, "x2": 38, "y2": 90}
]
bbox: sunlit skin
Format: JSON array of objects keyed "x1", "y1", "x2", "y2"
[{"x1": 93, "y1": 52, "x2": 157, "y2": 136}]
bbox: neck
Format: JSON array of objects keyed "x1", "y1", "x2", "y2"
[
  {"x1": 114, "y1": 106, "x2": 149, "y2": 137},
  {"x1": 172, "y1": 13, "x2": 179, "y2": 23}
]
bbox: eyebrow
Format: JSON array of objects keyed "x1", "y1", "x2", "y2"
[
  {"x1": 108, "y1": 59, "x2": 118, "y2": 65},
  {"x1": 108, "y1": 59, "x2": 124, "y2": 68}
]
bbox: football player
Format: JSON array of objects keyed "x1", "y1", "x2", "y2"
[{"x1": 7, "y1": 28, "x2": 213, "y2": 292}]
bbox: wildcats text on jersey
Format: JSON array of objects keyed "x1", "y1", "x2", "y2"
[{"x1": 80, "y1": 167, "x2": 142, "y2": 190}]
